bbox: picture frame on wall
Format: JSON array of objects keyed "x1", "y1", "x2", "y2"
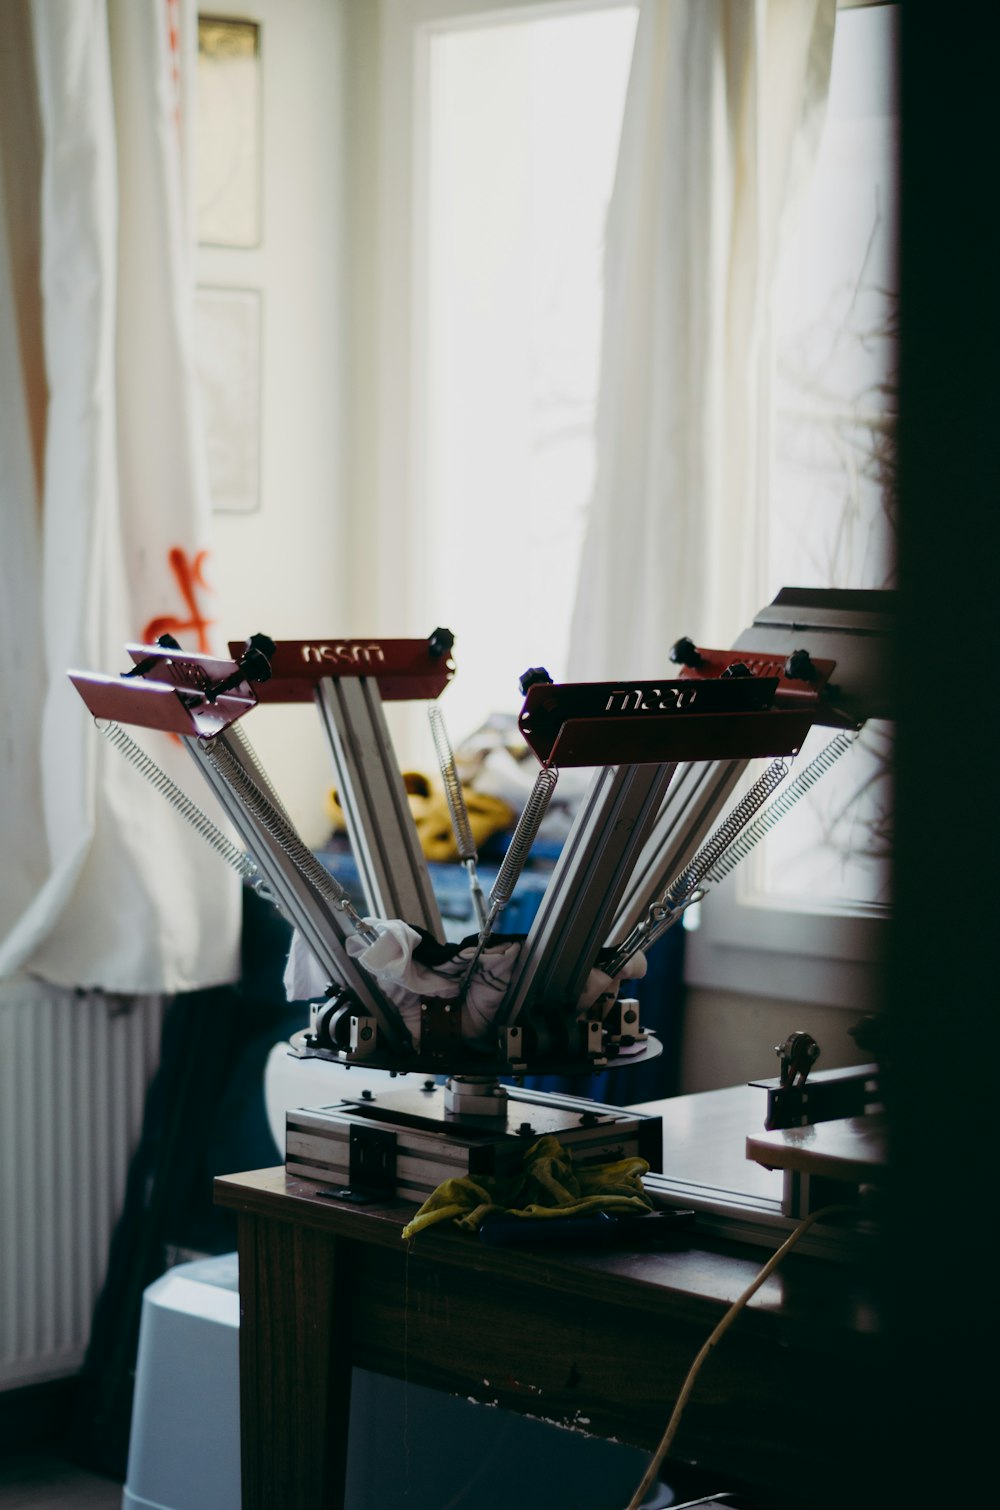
[{"x1": 197, "y1": 15, "x2": 261, "y2": 249}]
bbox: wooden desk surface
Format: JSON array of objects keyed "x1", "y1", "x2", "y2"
[
  {"x1": 215, "y1": 1163, "x2": 878, "y2": 1333},
  {"x1": 636, "y1": 1083, "x2": 785, "y2": 1200},
  {"x1": 216, "y1": 1083, "x2": 886, "y2": 1509},
  {"x1": 217, "y1": 1167, "x2": 883, "y2": 1510},
  {"x1": 746, "y1": 1112, "x2": 887, "y2": 1181}
]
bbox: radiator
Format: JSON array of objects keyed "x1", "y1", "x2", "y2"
[{"x1": 0, "y1": 981, "x2": 164, "y2": 1390}]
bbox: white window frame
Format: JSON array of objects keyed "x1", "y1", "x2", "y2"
[{"x1": 683, "y1": 869, "x2": 888, "y2": 1012}]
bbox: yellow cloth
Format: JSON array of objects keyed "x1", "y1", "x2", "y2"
[
  {"x1": 401, "y1": 1133, "x2": 653, "y2": 1243},
  {"x1": 326, "y1": 771, "x2": 513, "y2": 862}
]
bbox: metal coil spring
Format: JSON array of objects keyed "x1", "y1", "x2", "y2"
[
  {"x1": 665, "y1": 756, "x2": 789, "y2": 904},
  {"x1": 227, "y1": 719, "x2": 293, "y2": 824},
  {"x1": 98, "y1": 720, "x2": 258, "y2": 882},
  {"x1": 456, "y1": 764, "x2": 559, "y2": 1000},
  {"x1": 601, "y1": 757, "x2": 789, "y2": 977},
  {"x1": 428, "y1": 704, "x2": 476, "y2": 862},
  {"x1": 488, "y1": 765, "x2": 559, "y2": 919},
  {"x1": 706, "y1": 730, "x2": 856, "y2": 883},
  {"x1": 200, "y1": 736, "x2": 379, "y2": 944}
]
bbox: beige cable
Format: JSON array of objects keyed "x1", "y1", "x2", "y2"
[{"x1": 624, "y1": 1204, "x2": 858, "y2": 1510}]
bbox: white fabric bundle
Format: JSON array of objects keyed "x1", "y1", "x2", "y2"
[{"x1": 284, "y1": 923, "x2": 646, "y2": 1052}]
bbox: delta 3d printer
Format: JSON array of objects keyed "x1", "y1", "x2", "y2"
[{"x1": 69, "y1": 588, "x2": 892, "y2": 1210}]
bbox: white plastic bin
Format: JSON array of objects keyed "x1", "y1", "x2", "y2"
[{"x1": 123, "y1": 1254, "x2": 241, "y2": 1510}]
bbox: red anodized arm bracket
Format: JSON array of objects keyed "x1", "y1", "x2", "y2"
[
  {"x1": 231, "y1": 630, "x2": 456, "y2": 704},
  {"x1": 674, "y1": 645, "x2": 838, "y2": 706},
  {"x1": 517, "y1": 676, "x2": 817, "y2": 767},
  {"x1": 68, "y1": 645, "x2": 263, "y2": 738},
  {"x1": 517, "y1": 643, "x2": 840, "y2": 769}
]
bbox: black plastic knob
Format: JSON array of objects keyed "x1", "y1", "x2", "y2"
[
  {"x1": 122, "y1": 632, "x2": 182, "y2": 679},
  {"x1": 721, "y1": 661, "x2": 752, "y2": 679},
  {"x1": 428, "y1": 627, "x2": 455, "y2": 658},
  {"x1": 784, "y1": 648, "x2": 816, "y2": 681},
  {"x1": 669, "y1": 636, "x2": 702, "y2": 668},
  {"x1": 205, "y1": 631, "x2": 275, "y2": 701},
  {"x1": 519, "y1": 666, "x2": 553, "y2": 695},
  {"x1": 240, "y1": 632, "x2": 276, "y2": 683}
]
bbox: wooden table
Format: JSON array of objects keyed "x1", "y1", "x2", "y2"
[
  {"x1": 746, "y1": 1112, "x2": 888, "y2": 1184},
  {"x1": 215, "y1": 1090, "x2": 887, "y2": 1510}
]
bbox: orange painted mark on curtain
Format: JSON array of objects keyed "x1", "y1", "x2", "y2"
[
  {"x1": 166, "y1": 0, "x2": 182, "y2": 131},
  {"x1": 142, "y1": 548, "x2": 215, "y2": 651}
]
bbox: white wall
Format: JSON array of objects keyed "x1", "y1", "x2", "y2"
[
  {"x1": 680, "y1": 984, "x2": 874, "y2": 1094},
  {"x1": 201, "y1": 0, "x2": 352, "y2": 847}
]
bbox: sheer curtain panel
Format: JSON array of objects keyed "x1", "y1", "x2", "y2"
[
  {"x1": 0, "y1": 0, "x2": 240, "y2": 993},
  {"x1": 567, "y1": 0, "x2": 836, "y2": 678}
]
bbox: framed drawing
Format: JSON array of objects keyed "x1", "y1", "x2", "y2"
[{"x1": 197, "y1": 15, "x2": 261, "y2": 248}]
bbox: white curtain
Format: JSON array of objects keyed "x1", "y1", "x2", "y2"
[
  {"x1": 0, "y1": 0, "x2": 241, "y2": 993},
  {"x1": 567, "y1": 0, "x2": 836, "y2": 678}
]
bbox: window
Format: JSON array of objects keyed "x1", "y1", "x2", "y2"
[
  {"x1": 685, "y1": 0, "x2": 899, "y2": 1007},
  {"x1": 359, "y1": 0, "x2": 638, "y2": 763},
  {"x1": 362, "y1": 0, "x2": 898, "y2": 1014}
]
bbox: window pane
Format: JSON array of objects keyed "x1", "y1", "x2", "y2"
[
  {"x1": 422, "y1": 6, "x2": 637, "y2": 745},
  {"x1": 751, "y1": 2, "x2": 898, "y2": 916},
  {"x1": 767, "y1": 3, "x2": 899, "y2": 600}
]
